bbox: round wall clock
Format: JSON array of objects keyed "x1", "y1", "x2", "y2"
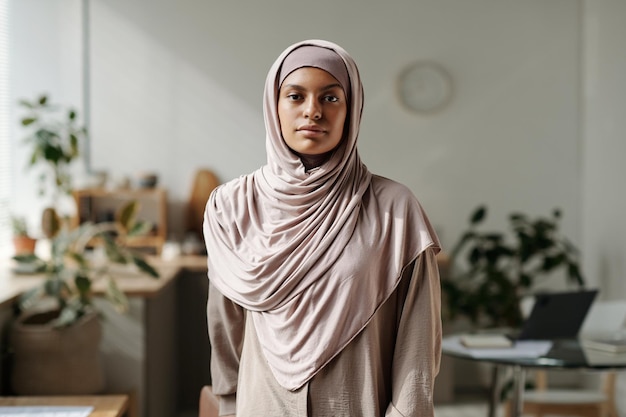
[{"x1": 397, "y1": 61, "x2": 453, "y2": 114}]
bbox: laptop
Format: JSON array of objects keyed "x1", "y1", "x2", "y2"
[{"x1": 514, "y1": 289, "x2": 598, "y2": 341}]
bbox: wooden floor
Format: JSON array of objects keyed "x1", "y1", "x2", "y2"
[
  {"x1": 180, "y1": 402, "x2": 504, "y2": 417},
  {"x1": 435, "y1": 402, "x2": 504, "y2": 417}
]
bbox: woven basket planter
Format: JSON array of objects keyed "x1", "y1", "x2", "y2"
[{"x1": 10, "y1": 309, "x2": 105, "y2": 395}]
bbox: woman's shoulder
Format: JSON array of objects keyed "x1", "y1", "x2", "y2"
[
  {"x1": 215, "y1": 171, "x2": 258, "y2": 193},
  {"x1": 367, "y1": 175, "x2": 433, "y2": 220},
  {"x1": 369, "y1": 174, "x2": 417, "y2": 201},
  {"x1": 208, "y1": 172, "x2": 256, "y2": 208}
]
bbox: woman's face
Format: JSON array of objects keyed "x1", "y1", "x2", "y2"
[{"x1": 278, "y1": 67, "x2": 347, "y2": 157}]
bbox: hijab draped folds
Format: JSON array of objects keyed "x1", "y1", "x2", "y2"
[{"x1": 203, "y1": 39, "x2": 439, "y2": 390}]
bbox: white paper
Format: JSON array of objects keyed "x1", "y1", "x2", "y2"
[
  {"x1": 443, "y1": 335, "x2": 553, "y2": 359},
  {"x1": 0, "y1": 406, "x2": 94, "y2": 417}
]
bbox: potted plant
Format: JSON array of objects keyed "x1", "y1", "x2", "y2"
[
  {"x1": 10, "y1": 201, "x2": 158, "y2": 395},
  {"x1": 442, "y1": 205, "x2": 585, "y2": 330},
  {"x1": 18, "y1": 93, "x2": 87, "y2": 223},
  {"x1": 11, "y1": 215, "x2": 37, "y2": 255}
]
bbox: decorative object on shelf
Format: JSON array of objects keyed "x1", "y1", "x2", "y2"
[
  {"x1": 442, "y1": 205, "x2": 585, "y2": 329},
  {"x1": 187, "y1": 169, "x2": 220, "y2": 244},
  {"x1": 73, "y1": 187, "x2": 168, "y2": 254},
  {"x1": 10, "y1": 201, "x2": 159, "y2": 395},
  {"x1": 396, "y1": 61, "x2": 453, "y2": 114},
  {"x1": 136, "y1": 171, "x2": 159, "y2": 189},
  {"x1": 11, "y1": 215, "x2": 37, "y2": 255}
]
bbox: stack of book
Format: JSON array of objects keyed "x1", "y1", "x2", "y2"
[
  {"x1": 459, "y1": 334, "x2": 513, "y2": 349},
  {"x1": 581, "y1": 336, "x2": 626, "y2": 354}
]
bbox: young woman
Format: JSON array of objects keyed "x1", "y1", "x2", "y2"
[{"x1": 203, "y1": 39, "x2": 442, "y2": 417}]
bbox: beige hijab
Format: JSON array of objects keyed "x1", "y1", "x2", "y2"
[{"x1": 204, "y1": 39, "x2": 439, "y2": 390}]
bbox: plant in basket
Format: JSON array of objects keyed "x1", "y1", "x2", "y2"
[{"x1": 10, "y1": 201, "x2": 159, "y2": 395}]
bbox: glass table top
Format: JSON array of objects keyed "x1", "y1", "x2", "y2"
[{"x1": 442, "y1": 335, "x2": 626, "y2": 369}]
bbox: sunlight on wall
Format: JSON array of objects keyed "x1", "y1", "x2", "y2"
[{"x1": 90, "y1": 3, "x2": 264, "y2": 203}]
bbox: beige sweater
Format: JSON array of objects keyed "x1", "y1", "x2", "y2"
[{"x1": 207, "y1": 248, "x2": 442, "y2": 417}]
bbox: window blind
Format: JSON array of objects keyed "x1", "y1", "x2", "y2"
[{"x1": 0, "y1": 0, "x2": 11, "y2": 257}]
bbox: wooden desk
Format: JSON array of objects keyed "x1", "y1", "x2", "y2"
[
  {"x1": 0, "y1": 395, "x2": 129, "y2": 417},
  {"x1": 0, "y1": 255, "x2": 208, "y2": 308},
  {"x1": 0, "y1": 255, "x2": 208, "y2": 417}
]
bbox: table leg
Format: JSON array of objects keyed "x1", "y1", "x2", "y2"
[
  {"x1": 487, "y1": 365, "x2": 501, "y2": 417},
  {"x1": 509, "y1": 365, "x2": 526, "y2": 417}
]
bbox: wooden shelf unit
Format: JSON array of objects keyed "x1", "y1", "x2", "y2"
[{"x1": 73, "y1": 188, "x2": 168, "y2": 254}]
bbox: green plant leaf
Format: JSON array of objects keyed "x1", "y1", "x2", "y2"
[
  {"x1": 68, "y1": 251, "x2": 89, "y2": 269},
  {"x1": 541, "y1": 254, "x2": 565, "y2": 272},
  {"x1": 117, "y1": 201, "x2": 139, "y2": 232},
  {"x1": 21, "y1": 117, "x2": 37, "y2": 126},
  {"x1": 102, "y1": 234, "x2": 128, "y2": 264},
  {"x1": 75, "y1": 273, "x2": 91, "y2": 292},
  {"x1": 128, "y1": 221, "x2": 153, "y2": 237},
  {"x1": 68, "y1": 109, "x2": 76, "y2": 120},
  {"x1": 75, "y1": 273, "x2": 92, "y2": 304},
  {"x1": 18, "y1": 99, "x2": 34, "y2": 108},
  {"x1": 567, "y1": 263, "x2": 585, "y2": 286},
  {"x1": 18, "y1": 287, "x2": 43, "y2": 311},
  {"x1": 106, "y1": 277, "x2": 129, "y2": 313},
  {"x1": 132, "y1": 255, "x2": 159, "y2": 278},
  {"x1": 12, "y1": 253, "x2": 43, "y2": 264},
  {"x1": 510, "y1": 212, "x2": 526, "y2": 222},
  {"x1": 44, "y1": 278, "x2": 64, "y2": 297},
  {"x1": 468, "y1": 247, "x2": 483, "y2": 265},
  {"x1": 42, "y1": 144, "x2": 64, "y2": 164},
  {"x1": 53, "y1": 306, "x2": 79, "y2": 328},
  {"x1": 470, "y1": 205, "x2": 487, "y2": 225},
  {"x1": 69, "y1": 133, "x2": 79, "y2": 156},
  {"x1": 519, "y1": 272, "x2": 532, "y2": 288},
  {"x1": 38, "y1": 95, "x2": 48, "y2": 105}
]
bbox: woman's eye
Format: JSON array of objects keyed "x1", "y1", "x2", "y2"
[
  {"x1": 286, "y1": 93, "x2": 302, "y2": 100},
  {"x1": 324, "y1": 95, "x2": 339, "y2": 103}
]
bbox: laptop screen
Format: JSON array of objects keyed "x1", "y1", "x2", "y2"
[{"x1": 516, "y1": 289, "x2": 598, "y2": 340}]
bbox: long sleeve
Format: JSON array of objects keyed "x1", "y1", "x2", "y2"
[
  {"x1": 207, "y1": 281, "x2": 246, "y2": 416},
  {"x1": 385, "y1": 248, "x2": 442, "y2": 417}
]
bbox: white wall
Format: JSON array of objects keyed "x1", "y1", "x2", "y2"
[
  {"x1": 9, "y1": 0, "x2": 84, "y2": 229},
  {"x1": 581, "y1": 0, "x2": 626, "y2": 297},
  {"x1": 83, "y1": 0, "x2": 582, "y2": 247},
  {"x1": 10, "y1": 1, "x2": 583, "y2": 251},
  {"x1": 581, "y1": 0, "x2": 626, "y2": 411}
]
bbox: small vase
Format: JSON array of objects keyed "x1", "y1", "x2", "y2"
[{"x1": 10, "y1": 309, "x2": 105, "y2": 395}]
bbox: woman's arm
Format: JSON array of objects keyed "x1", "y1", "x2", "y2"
[
  {"x1": 385, "y1": 248, "x2": 442, "y2": 417},
  {"x1": 207, "y1": 281, "x2": 246, "y2": 416}
]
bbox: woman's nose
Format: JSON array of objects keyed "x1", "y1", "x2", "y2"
[{"x1": 303, "y1": 98, "x2": 322, "y2": 120}]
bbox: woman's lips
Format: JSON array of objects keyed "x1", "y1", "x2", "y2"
[{"x1": 297, "y1": 125, "x2": 325, "y2": 137}]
